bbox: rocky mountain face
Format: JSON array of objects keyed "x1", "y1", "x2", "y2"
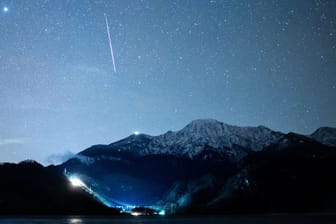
[
  {"x1": 80, "y1": 119, "x2": 285, "y2": 161},
  {"x1": 311, "y1": 127, "x2": 336, "y2": 147},
  {"x1": 56, "y1": 119, "x2": 336, "y2": 214}
]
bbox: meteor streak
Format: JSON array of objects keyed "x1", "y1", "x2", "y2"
[{"x1": 104, "y1": 13, "x2": 117, "y2": 73}]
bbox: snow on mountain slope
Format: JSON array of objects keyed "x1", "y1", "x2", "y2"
[
  {"x1": 311, "y1": 127, "x2": 336, "y2": 147},
  {"x1": 81, "y1": 119, "x2": 285, "y2": 160},
  {"x1": 140, "y1": 119, "x2": 285, "y2": 158}
]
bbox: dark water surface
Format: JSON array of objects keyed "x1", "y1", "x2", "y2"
[{"x1": 0, "y1": 214, "x2": 336, "y2": 224}]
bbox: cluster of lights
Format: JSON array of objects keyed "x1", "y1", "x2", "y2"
[
  {"x1": 68, "y1": 218, "x2": 83, "y2": 224},
  {"x1": 130, "y1": 209, "x2": 166, "y2": 216},
  {"x1": 158, "y1": 210, "x2": 166, "y2": 216},
  {"x1": 65, "y1": 171, "x2": 166, "y2": 217},
  {"x1": 130, "y1": 211, "x2": 141, "y2": 216}
]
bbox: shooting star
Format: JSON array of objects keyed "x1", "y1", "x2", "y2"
[{"x1": 104, "y1": 13, "x2": 117, "y2": 73}]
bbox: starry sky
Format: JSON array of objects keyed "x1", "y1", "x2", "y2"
[{"x1": 1, "y1": 0, "x2": 335, "y2": 164}]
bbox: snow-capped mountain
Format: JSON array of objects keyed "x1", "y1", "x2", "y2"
[
  {"x1": 148, "y1": 119, "x2": 284, "y2": 156},
  {"x1": 58, "y1": 119, "x2": 336, "y2": 213},
  {"x1": 79, "y1": 119, "x2": 336, "y2": 163},
  {"x1": 311, "y1": 127, "x2": 336, "y2": 147},
  {"x1": 81, "y1": 119, "x2": 284, "y2": 160}
]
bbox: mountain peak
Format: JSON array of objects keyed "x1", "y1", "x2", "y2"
[
  {"x1": 311, "y1": 127, "x2": 336, "y2": 146},
  {"x1": 312, "y1": 127, "x2": 336, "y2": 134},
  {"x1": 185, "y1": 118, "x2": 223, "y2": 126},
  {"x1": 181, "y1": 119, "x2": 228, "y2": 136},
  {"x1": 80, "y1": 119, "x2": 286, "y2": 160}
]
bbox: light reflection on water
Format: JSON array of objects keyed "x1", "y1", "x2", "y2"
[
  {"x1": 0, "y1": 215, "x2": 336, "y2": 224},
  {"x1": 68, "y1": 218, "x2": 83, "y2": 224}
]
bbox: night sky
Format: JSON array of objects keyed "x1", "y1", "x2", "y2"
[{"x1": 1, "y1": 0, "x2": 335, "y2": 164}]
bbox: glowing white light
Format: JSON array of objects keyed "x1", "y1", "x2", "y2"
[
  {"x1": 131, "y1": 212, "x2": 141, "y2": 216},
  {"x1": 3, "y1": 7, "x2": 8, "y2": 12},
  {"x1": 69, "y1": 176, "x2": 85, "y2": 187},
  {"x1": 134, "y1": 131, "x2": 139, "y2": 135},
  {"x1": 68, "y1": 218, "x2": 83, "y2": 223},
  {"x1": 159, "y1": 210, "x2": 166, "y2": 216}
]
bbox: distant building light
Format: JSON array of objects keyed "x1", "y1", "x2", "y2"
[
  {"x1": 159, "y1": 210, "x2": 166, "y2": 216},
  {"x1": 131, "y1": 212, "x2": 141, "y2": 216}
]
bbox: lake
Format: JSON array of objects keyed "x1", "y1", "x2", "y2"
[{"x1": 0, "y1": 214, "x2": 336, "y2": 224}]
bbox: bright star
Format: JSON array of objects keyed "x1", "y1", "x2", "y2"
[{"x1": 3, "y1": 7, "x2": 8, "y2": 12}]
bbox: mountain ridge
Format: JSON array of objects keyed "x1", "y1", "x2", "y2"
[
  {"x1": 311, "y1": 126, "x2": 336, "y2": 146},
  {"x1": 56, "y1": 118, "x2": 336, "y2": 213},
  {"x1": 79, "y1": 119, "x2": 335, "y2": 161},
  {"x1": 8, "y1": 119, "x2": 331, "y2": 214}
]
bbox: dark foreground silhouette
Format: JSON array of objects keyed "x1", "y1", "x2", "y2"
[{"x1": 0, "y1": 160, "x2": 119, "y2": 215}]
